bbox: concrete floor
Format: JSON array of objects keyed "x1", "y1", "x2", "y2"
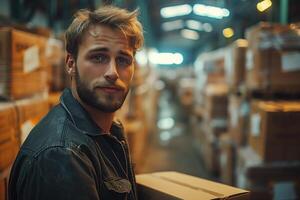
[{"x1": 139, "y1": 89, "x2": 214, "y2": 180}]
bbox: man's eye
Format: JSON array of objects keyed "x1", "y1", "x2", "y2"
[
  {"x1": 90, "y1": 54, "x2": 109, "y2": 63},
  {"x1": 116, "y1": 57, "x2": 132, "y2": 67}
]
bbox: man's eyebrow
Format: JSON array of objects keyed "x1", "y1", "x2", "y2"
[
  {"x1": 119, "y1": 50, "x2": 133, "y2": 58},
  {"x1": 87, "y1": 48, "x2": 133, "y2": 57},
  {"x1": 88, "y1": 47, "x2": 109, "y2": 53}
]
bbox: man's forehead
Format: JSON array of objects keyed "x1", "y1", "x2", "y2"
[{"x1": 86, "y1": 24, "x2": 126, "y2": 40}]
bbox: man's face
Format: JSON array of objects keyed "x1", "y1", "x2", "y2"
[{"x1": 74, "y1": 24, "x2": 134, "y2": 113}]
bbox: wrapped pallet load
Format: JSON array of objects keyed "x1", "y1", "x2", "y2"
[
  {"x1": 245, "y1": 22, "x2": 300, "y2": 94},
  {"x1": 0, "y1": 27, "x2": 49, "y2": 99}
]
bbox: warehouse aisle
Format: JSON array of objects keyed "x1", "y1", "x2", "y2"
[{"x1": 139, "y1": 88, "x2": 213, "y2": 179}]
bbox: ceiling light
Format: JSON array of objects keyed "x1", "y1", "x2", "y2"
[
  {"x1": 181, "y1": 29, "x2": 199, "y2": 40},
  {"x1": 149, "y1": 52, "x2": 184, "y2": 65},
  {"x1": 223, "y1": 28, "x2": 234, "y2": 38},
  {"x1": 160, "y1": 4, "x2": 192, "y2": 18},
  {"x1": 203, "y1": 23, "x2": 213, "y2": 32},
  {"x1": 257, "y1": 0, "x2": 272, "y2": 12},
  {"x1": 162, "y1": 20, "x2": 184, "y2": 31},
  {"x1": 186, "y1": 20, "x2": 203, "y2": 31},
  {"x1": 193, "y1": 4, "x2": 230, "y2": 19}
]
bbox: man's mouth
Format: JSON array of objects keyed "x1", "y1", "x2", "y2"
[{"x1": 95, "y1": 86, "x2": 123, "y2": 93}]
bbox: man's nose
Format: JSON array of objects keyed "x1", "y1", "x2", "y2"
[{"x1": 104, "y1": 60, "x2": 119, "y2": 82}]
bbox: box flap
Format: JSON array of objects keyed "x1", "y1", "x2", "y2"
[
  {"x1": 136, "y1": 174, "x2": 218, "y2": 200},
  {"x1": 155, "y1": 172, "x2": 249, "y2": 197},
  {"x1": 137, "y1": 172, "x2": 250, "y2": 200}
]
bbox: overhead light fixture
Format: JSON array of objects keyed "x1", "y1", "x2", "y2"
[
  {"x1": 257, "y1": 0, "x2": 272, "y2": 12},
  {"x1": 186, "y1": 20, "x2": 203, "y2": 31},
  {"x1": 193, "y1": 4, "x2": 230, "y2": 19},
  {"x1": 160, "y1": 4, "x2": 192, "y2": 18},
  {"x1": 149, "y1": 52, "x2": 184, "y2": 65},
  {"x1": 223, "y1": 28, "x2": 234, "y2": 38},
  {"x1": 203, "y1": 23, "x2": 213, "y2": 32},
  {"x1": 162, "y1": 20, "x2": 184, "y2": 31},
  {"x1": 181, "y1": 29, "x2": 200, "y2": 40}
]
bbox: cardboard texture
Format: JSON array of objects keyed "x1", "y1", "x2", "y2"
[
  {"x1": 0, "y1": 27, "x2": 49, "y2": 99},
  {"x1": 245, "y1": 23, "x2": 300, "y2": 93},
  {"x1": 0, "y1": 167, "x2": 11, "y2": 200},
  {"x1": 15, "y1": 94, "x2": 49, "y2": 144},
  {"x1": 249, "y1": 100, "x2": 300, "y2": 162},
  {"x1": 136, "y1": 171, "x2": 249, "y2": 200},
  {"x1": 0, "y1": 103, "x2": 19, "y2": 171},
  {"x1": 228, "y1": 95, "x2": 250, "y2": 146}
]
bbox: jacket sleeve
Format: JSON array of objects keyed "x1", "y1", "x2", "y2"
[{"x1": 16, "y1": 146, "x2": 100, "y2": 200}]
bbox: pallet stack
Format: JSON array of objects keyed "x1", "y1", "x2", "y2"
[
  {"x1": 221, "y1": 23, "x2": 300, "y2": 199},
  {"x1": 193, "y1": 48, "x2": 229, "y2": 175},
  {"x1": 219, "y1": 39, "x2": 249, "y2": 186},
  {"x1": 0, "y1": 27, "x2": 52, "y2": 200}
]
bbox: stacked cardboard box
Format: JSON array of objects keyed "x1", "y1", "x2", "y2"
[
  {"x1": 0, "y1": 102, "x2": 19, "y2": 200},
  {"x1": 0, "y1": 27, "x2": 49, "y2": 99},
  {"x1": 249, "y1": 100, "x2": 300, "y2": 162},
  {"x1": 219, "y1": 134, "x2": 236, "y2": 186},
  {"x1": 237, "y1": 147, "x2": 300, "y2": 199},
  {"x1": 225, "y1": 39, "x2": 248, "y2": 92},
  {"x1": 195, "y1": 84, "x2": 229, "y2": 174},
  {"x1": 0, "y1": 103, "x2": 19, "y2": 171},
  {"x1": 15, "y1": 94, "x2": 49, "y2": 144},
  {"x1": 194, "y1": 48, "x2": 227, "y2": 119},
  {"x1": 228, "y1": 95, "x2": 250, "y2": 146},
  {"x1": 245, "y1": 22, "x2": 300, "y2": 93},
  {"x1": 203, "y1": 84, "x2": 228, "y2": 137}
]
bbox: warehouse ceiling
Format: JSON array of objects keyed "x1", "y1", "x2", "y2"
[{"x1": 4, "y1": 0, "x2": 300, "y2": 65}]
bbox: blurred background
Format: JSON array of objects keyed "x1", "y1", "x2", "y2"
[{"x1": 1, "y1": 0, "x2": 300, "y2": 199}]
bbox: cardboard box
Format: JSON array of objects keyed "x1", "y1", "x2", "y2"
[
  {"x1": 228, "y1": 95, "x2": 250, "y2": 146},
  {"x1": 245, "y1": 23, "x2": 300, "y2": 93},
  {"x1": 203, "y1": 84, "x2": 228, "y2": 123},
  {"x1": 0, "y1": 27, "x2": 48, "y2": 69},
  {"x1": 15, "y1": 94, "x2": 49, "y2": 144},
  {"x1": 0, "y1": 103, "x2": 19, "y2": 171},
  {"x1": 249, "y1": 100, "x2": 300, "y2": 162},
  {"x1": 219, "y1": 134, "x2": 236, "y2": 186},
  {"x1": 136, "y1": 171, "x2": 250, "y2": 200},
  {"x1": 236, "y1": 146, "x2": 300, "y2": 199},
  {"x1": 0, "y1": 27, "x2": 49, "y2": 99},
  {"x1": 0, "y1": 167, "x2": 11, "y2": 200},
  {"x1": 200, "y1": 124, "x2": 221, "y2": 174},
  {"x1": 0, "y1": 133, "x2": 19, "y2": 171},
  {"x1": 225, "y1": 39, "x2": 248, "y2": 91}
]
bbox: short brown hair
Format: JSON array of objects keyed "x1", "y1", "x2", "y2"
[{"x1": 65, "y1": 5, "x2": 144, "y2": 58}]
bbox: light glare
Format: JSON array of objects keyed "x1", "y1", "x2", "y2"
[
  {"x1": 193, "y1": 4, "x2": 230, "y2": 19},
  {"x1": 223, "y1": 28, "x2": 234, "y2": 38},
  {"x1": 149, "y1": 52, "x2": 184, "y2": 65},
  {"x1": 181, "y1": 29, "x2": 200, "y2": 40},
  {"x1": 161, "y1": 4, "x2": 192, "y2": 18},
  {"x1": 162, "y1": 20, "x2": 184, "y2": 31},
  {"x1": 257, "y1": 0, "x2": 272, "y2": 12}
]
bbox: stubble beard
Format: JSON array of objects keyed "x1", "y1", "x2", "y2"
[{"x1": 74, "y1": 66, "x2": 128, "y2": 113}]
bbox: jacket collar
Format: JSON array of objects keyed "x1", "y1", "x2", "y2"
[{"x1": 60, "y1": 88, "x2": 125, "y2": 140}]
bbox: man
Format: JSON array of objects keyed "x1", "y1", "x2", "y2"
[{"x1": 8, "y1": 5, "x2": 144, "y2": 200}]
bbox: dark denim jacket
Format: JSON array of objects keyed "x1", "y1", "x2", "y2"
[{"x1": 8, "y1": 88, "x2": 138, "y2": 200}]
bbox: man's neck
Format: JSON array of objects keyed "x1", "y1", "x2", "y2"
[{"x1": 71, "y1": 88, "x2": 114, "y2": 133}]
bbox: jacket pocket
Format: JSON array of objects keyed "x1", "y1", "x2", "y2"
[{"x1": 104, "y1": 176, "x2": 132, "y2": 194}]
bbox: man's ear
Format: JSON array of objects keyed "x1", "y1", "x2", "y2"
[{"x1": 66, "y1": 53, "x2": 76, "y2": 75}]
